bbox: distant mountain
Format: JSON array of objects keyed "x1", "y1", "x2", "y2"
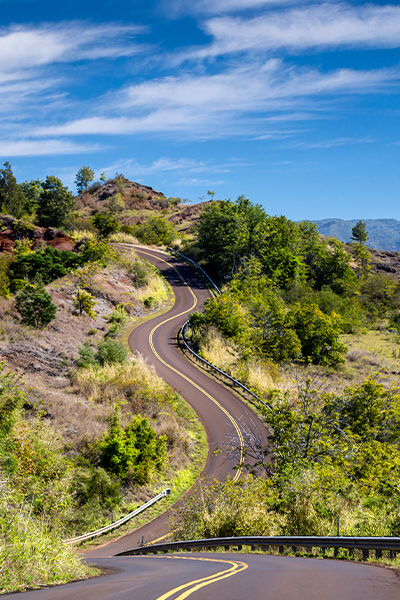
[{"x1": 313, "y1": 219, "x2": 400, "y2": 252}]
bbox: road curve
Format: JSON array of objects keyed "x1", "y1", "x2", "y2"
[
  {"x1": 5, "y1": 247, "x2": 399, "y2": 600},
  {"x1": 86, "y1": 246, "x2": 269, "y2": 558},
  {"x1": 4, "y1": 553, "x2": 399, "y2": 599}
]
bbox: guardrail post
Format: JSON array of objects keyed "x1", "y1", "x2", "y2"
[
  {"x1": 334, "y1": 547, "x2": 338, "y2": 557},
  {"x1": 376, "y1": 549, "x2": 382, "y2": 559},
  {"x1": 292, "y1": 546, "x2": 297, "y2": 553},
  {"x1": 251, "y1": 545, "x2": 256, "y2": 551},
  {"x1": 279, "y1": 546, "x2": 284, "y2": 554},
  {"x1": 320, "y1": 547, "x2": 325, "y2": 555},
  {"x1": 349, "y1": 548, "x2": 354, "y2": 557},
  {"x1": 263, "y1": 545, "x2": 269, "y2": 552},
  {"x1": 237, "y1": 545, "x2": 242, "y2": 551},
  {"x1": 362, "y1": 549, "x2": 369, "y2": 560},
  {"x1": 390, "y1": 550, "x2": 397, "y2": 559},
  {"x1": 224, "y1": 546, "x2": 229, "y2": 551}
]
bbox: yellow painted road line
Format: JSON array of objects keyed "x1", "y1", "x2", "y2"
[
  {"x1": 155, "y1": 556, "x2": 248, "y2": 600},
  {"x1": 134, "y1": 249, "x2": 244, "y2": 481}
]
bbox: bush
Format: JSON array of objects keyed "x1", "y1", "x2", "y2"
[
  {"x1": 15, "y1": 278, "x2": 57, "y2": 329},
  {"x1": 98, "y1": 408, "x2": 167, "y2": 483},
  {"x1": 73, "y1": 288, "x2": 97, "y2": 318},
  {"x1": 92, "y1": 212, "x2": 120, "y2": 238},
  {"x1": 290, "y1": 302, "x2": 348, "y2": 366},
  {"x1": 79, "y1": 239, "x2": 115, "y2": 266},
  {"x1": 134, "y1": 216, "x2": 176, "y2": 246},
  {"x1": 9, "y1": 246, "x2": 82, "y2": 288},
  {"x1": 96, "y1": 338, "x2": 128, "y2": 366}
]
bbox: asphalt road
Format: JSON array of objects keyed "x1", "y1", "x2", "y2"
[
  {"x1": 5, "y1": 553, "x2": 399, "y2": 599},
  {"x1": 86, "y1": 246, "x2": 269, "y2": 558},
  {"x1": 5, "y1": 247, "x2": 399, "y2": 599}
]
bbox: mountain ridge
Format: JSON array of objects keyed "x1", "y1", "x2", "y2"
[{"x1": 313, "y1": 218, "x2": 400, "y2": 252}]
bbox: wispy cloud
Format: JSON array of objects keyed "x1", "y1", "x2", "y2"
[
  {"x1": 285, "y1": 135, "x2": 374, "y2": 149},
  {"x1": 98, "y1": 156, "x2": 250, "y2": 179},
  {"x1": 0, "y1": 22, "x2": 147, "y2": 73},
  {"x1": 165, "y1": 0, "x2": 295, "y2": 17},
  {"x1": 31, "y1": 61, "x2": 399, "y2": 139},
  {"x1": 185, "y1": 3, "x2": 400, "y2": 60},
  {"x1": 0, "y1": 139, "x2": 102, "y2": 157}
]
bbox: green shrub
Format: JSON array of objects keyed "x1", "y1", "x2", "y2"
[
  {"x1": 9, "y1": 246, "x2": 82, "y2": 288},
  {"x1": 134, "y1": 216, "x2": 176, "y2": 246},
  {"x1": 92, "y1": 212, "x2": 120, "y2": 238},
  {"x1": 98, "y1": 408, "x2": 167, "y2": 483},
  {"x1": 96, "y1": 338, "x2": 128, "y2": 366},
  {"x1": 15, "y1": 277, "x2": 57, "y2": 329},
  {"x1": 76, "y1": 341, "x2": 96, "y2": 368},
  {"x1": 130, "y1": 261, "x2": 148, "y2": 288}
]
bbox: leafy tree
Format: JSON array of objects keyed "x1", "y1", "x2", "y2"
[
  {"x1": 290, "y1": 303, "x2": 348, "y2": 366},
  {"x1": 75, "y1": 166, "x2": 95, "y2": 194},
  {"x1": 134, "y1": 215, "x2": 176, "y2": 246},
  {"x1": 73, "y1": 288, "x2": 97, "y2": 318},
  {"x1": 92, "y1": 212, "x2": 120, "y2": 238},
  {"x1": 18, "y1": 179, "x2": 44, "y2": 214},
  {"x1": 36, "y1": 175, "x2": 75, "y2": 227},
  {"x1": 0, "y1": 162, "x2": 26, "y2": 219},
  {"x1": 15, "y1": 277, "x2": 57, "y2": 328},
  {"x1": 98, "y1": 408, "x2": 167, "y2": 483},
  {"x1": 100, "y1": 171, "x2": 107, "y2": 182},
  {"x1": 351, "y1": 220, "x2": 368, "y2": 244}
]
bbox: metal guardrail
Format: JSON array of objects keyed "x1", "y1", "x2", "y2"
[
  {"x1": 180, "y1": 320, "x2": 273, "y2": 415},
  {"x1": 64, "y1": 489, "x2": 170, "y2": 545},
  {"x1": 167, "y1": 247, "x2": 222, "y2": 295},
  {"x1": 116, "y1": 535, "x2": 400, "y2": 560}
]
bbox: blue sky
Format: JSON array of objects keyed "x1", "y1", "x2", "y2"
[{"x1": 1, "y1": 0, "x2": 400, "y2": 221}]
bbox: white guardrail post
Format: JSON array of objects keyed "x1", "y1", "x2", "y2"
[{"x1": 64, "y1": 488, "x2": 171, "y2": 545}]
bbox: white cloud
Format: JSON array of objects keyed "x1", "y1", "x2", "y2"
[
  {"x1": 32, "y1": 61, "x2": 399, "y2": 139},
  {"x1": 98, "y1": 157, "x2": 250, "y2": 180},
  {"x1": 0, "y1": 22, "x2": 147, "y2": 73},
  {"x1": 165, "y1": 0, "x2": 295, "y2": 17},
  {"x1": 187, "y1": 3, "x2": 400, "y2": 59},
  {"x1": 0, "y1": 139, "x2": 102, "y2": 157}
]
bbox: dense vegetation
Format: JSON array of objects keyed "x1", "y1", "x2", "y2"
[{"x1": 173, "y1": 197, "x2": 400, "y2": 545}]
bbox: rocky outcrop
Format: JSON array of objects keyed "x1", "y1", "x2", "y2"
[{"x1": 0, "y1": 215, "x2": 74, "y2": 253}]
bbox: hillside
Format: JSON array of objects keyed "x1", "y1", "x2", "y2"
[{"x1": 314, "y1": 218, "x2": 400, "y2": 251}]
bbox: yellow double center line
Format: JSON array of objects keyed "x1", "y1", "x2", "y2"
[
  {"x1": 155, "y1": 556, "x2": 248, "y2": 600},
  {"x1": 135, "y1": 249, "x2": 244, "y2": 482}
]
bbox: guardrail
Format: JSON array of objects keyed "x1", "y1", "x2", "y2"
[
  {"x1": 180, "y1": 320, "x2": 273, "y2": 416},
  {"x1": 116, "y1": 534, "x2": 400, "y2": 560},
  {"x1": 64, "y1": 489, "x2": 170, "y2": 545},
  {"x1": 167, "y1": 247, "x2": 221, "y2": 295}
]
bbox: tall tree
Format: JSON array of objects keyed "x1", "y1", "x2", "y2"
[
  {"x1": 75, "y1": 166, "x2": 95, "y2": 194},
  {"x1": 351, "y1": 220, "x2": 368, "y2": 244},
  {"x1": 0, "y1": 162, "x2": 26, "y2": 218},
  {"x1": 36, "y1": 175, "x2": 75, "y2": 228}
]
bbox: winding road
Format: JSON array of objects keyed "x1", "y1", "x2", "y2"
[{"x1": 5, "y1": 247, "x2": 399, "y2": 599}]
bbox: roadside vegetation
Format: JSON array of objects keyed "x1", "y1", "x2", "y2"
[
  {"x1": 172, "y1": 197, "x2": 400, "y2": 546},
  {"x1": 1, "y1": 162, "x2": 400, "y2": 586},
  {"x1": 0, "y1": 167, "x2": 205, "y2": 592}
]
